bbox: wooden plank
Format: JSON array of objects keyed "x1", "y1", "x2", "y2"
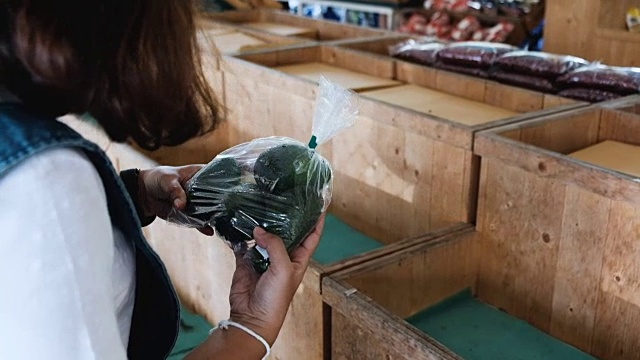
[
  {"x1": 598, "y1": 108, "x2": 640, "y2": 145},
  {"x1": 544, "y1": 94, "x2": 583, "y2": 109},
  {"x1": 600, "y1": 201, "x2": 640, "y2": 310},
  {"x1": 361, "y1": 85, "x2": 519, "y2": 126},
  {"x1": 434, "y1": 70, "x2": 487, "y2": 103},
  {"x1": 569, "y1": 140, "x2": 640, "y2": 178},
  {"x1": 396, "y1": 61, "x2": 438, "y2": 88},
  {"x1": 592, "y1": 291, "x2": 640, "y2": 359},
  {"x1": 549, "y1": 187, "x2": 610, "y2": 351},
  {"x1": 324, "y1": 277, "x2": 461, "y2": 360},
  {"x1": 340, "y1": 231, "x2": 477, "y2": 318},
  {"x1": 273, "y1": 62, "x2": 401, "y2": 92},
  {"x1": 335, "y1": 36, "x2": 412, "y2": 56},
  {"x1": 328, "y1": 115, "x2": 409, "y2": 243},
  {"x1": 321, "y1": 46, "x2": 395, "y2": 80},
  {"x1": 271, "y1": 268, "x2": 324, "y2": 360},
  {"x1": 474, "y1": 132, "x2": 640, "y2": 205},
  {"x1": 242, "y1": 21, "x2": 316, "y2": 37},
  {"x1": 476, "y1": 158, "x2": 565, "y2": 331},
  {"x1": 428, "y1": 143, "x2": 471, "y2": 229},
  {"x1": 403, "y1": 131, "x2": 435, "y2": 236},
  {"x1": 484, "y1": 81, "x2": 544, "y2": 113}
]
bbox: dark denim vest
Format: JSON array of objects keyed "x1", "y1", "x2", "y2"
[{"x1": 0, "y1": 103, "x2": 179, "y2": 359}]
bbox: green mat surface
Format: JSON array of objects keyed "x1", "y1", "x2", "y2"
[
  {"x1": 312, "y1": 214, "x2": 384, "y2": 265},
  {"x1": 168, "y1": 306, "x2": 212, "y2": 360},
  {"x1": 406, "y1": 289, "x2": 597, "y2": 360}
]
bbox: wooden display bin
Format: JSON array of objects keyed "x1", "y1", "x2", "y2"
[
  {"x1": 545, "y1": 0, "x2": 640, "y2": 67},
  {"x1": 473, "y1": 95, "x2": 640, "y2": 359},
  {"x1": 205, "y1": 9, "x2": 388, "y2": 41},
  {"x1": 197, "y1": 18, "x2": 311, "y2": 55},
  {"x1": 223, "y1": 44, "x2": 583, "y2": 238},
  {"x1": 323, "y1": 226, "x2": 599, "y2": 359}
]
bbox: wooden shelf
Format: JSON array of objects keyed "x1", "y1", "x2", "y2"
[{"x1": 596, "y1": 28, "x2": 640, "y2": 44}]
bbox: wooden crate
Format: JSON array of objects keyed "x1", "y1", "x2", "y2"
[
  {"x1": 197, "y1": 18, "x2": 312, "y2": 55},
  {"x1": 545, "y1": 0, "x2": 640, "y2": 67},
  {"x1": 324, "y1": 225, "x2": 601, "y2": 359},
  {"x1": 473, "y1": 95, "x2": 640, "y2": 359},
  {"x1": 223, "y1": 44, "x2": 584, "y2": 239},
  {"x1": 205, "y1": 9, "x2": 388, "y2": 41}
]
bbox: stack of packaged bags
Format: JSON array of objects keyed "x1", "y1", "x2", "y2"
[{"x1": 390, "y1": 38, "x2": 640, "y2": 103}]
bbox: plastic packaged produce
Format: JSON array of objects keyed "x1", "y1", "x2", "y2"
[
  {"x1": 436, "y1": 41, "x2": 517, "y2": 68},
  {"x1": 168, "y1": 77, "x2": 358, "y2": 273},
  {"x1": 557, "y1": 88, "x2": 623, "y2": 103},
  {"x1": 490, "y1": 70, "x2": 555, "y2": 93},
  {"x1": 436, "y1": 63, "x2": 489, "y2": 78},
  {"x1": 557, "y1": 65, "x2": 640, "y2": 95},
  {"x1": 494, "y1": 51, "x2": 589, "y2": 78},
  {"x1": 389, "y1": 38, "x2": 446, "y2": 66}
]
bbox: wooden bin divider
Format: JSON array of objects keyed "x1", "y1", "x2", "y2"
[
  {"x1": 473, "y1": 94, "x2": 640, "y2": 359},
  {"x1": 204, "y1": 9, "x2": 390, "y2": 42},
  {"x1": 323, "y1": 225, "x2": 477, "y2": 360}
]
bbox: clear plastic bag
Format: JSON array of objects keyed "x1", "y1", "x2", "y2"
[
  {"x1": 494, "y1": 51, "x2": 589, "y2": 79},
  {"x1": 389, "y1": 38, "x2": 446, "y2": 66},
  {"x1": 557, "y1": 88, "x2": 623, "y2": 103},
  {"x1": 168, "y1": 77, "x2": 358, "y2": 273},
  {"x1": 556, "y1": 65, "x2": 640, "y2": 95},
  {"x1": 436, "y1": 41, "x2": 517, "y2": 69}
]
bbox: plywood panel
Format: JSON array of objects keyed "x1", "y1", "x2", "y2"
[
  {"x1": 592, "y1": 292, "x2": 640, "y2": 359},
  {"x1": 477, "y1": 159, "x2": 566, "y2": 332},
  {"x1": 428, "y1": 142, "x2": 469, "y2": 229},
  {"x1": 600, "y1": 201, "x2": 640, "y2": 309},
  {"x1": 242, "y1": 21, "x2": 316, "y2": 37},
  {"x1": 550, "y1": 187, "x2": 610, "y2": 350},
  {"x1": 361, "y1": 85, "x2": 518, "y2": 126},
  {"x1": 569, "y1": 140, "x2": 640, "y2": 178},
  {"x1": 346, "y1": 235, "x2": 478, "y2": 320},
  {"x1": 274, "y1": 62, "x2": 400, "y2": 91}
]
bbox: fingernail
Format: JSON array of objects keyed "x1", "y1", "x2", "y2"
[
  {"x1": 254, "y1": 227, "x2": 267, "y2": 236},
  {"x1": 173, "y1": 199, "x2": 182, "y2": 208}
]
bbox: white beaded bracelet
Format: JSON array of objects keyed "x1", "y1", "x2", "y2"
[{"x1": 209, "y1": 320, "x2": 271, "y2": 360}]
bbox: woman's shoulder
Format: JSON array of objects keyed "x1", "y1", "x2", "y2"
[{"x1": 2, "y1": 146, "x2": 103, "y2": 192}]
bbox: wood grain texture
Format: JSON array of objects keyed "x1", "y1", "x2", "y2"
[
  {"x1": 331, "y1": 311, "x2": 459, "y2": 360},
  {"x1": 475, "y1": 102, "x2": 640, "y2": 357},
  {"x1": 339, "y1": 230, "x2": 478, "y2": 319},
  {"x1": 550, "y1": 187, "x2": 610, "y2": 350},
  {"x1": 206, "y1": 9, "x2": 387, "y2": 42},
  {"x1": 544, "y1": 0, "x2": 640, "y2": 67}
]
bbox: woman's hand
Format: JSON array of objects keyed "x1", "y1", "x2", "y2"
[
  {"x1": 138, "y1": 165, "x2": 214, "y2": 236},
  {"x1": 228, "y1": 214, "x2": 326, "y2": 346}
]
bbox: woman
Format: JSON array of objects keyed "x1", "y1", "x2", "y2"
[{"x1": 0, "y1": 1, "x2": 323, "y2": 359}]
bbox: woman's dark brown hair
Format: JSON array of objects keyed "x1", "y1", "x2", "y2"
[{"x1": 0, "y1": 0, "x2": 221, "y2": 150}]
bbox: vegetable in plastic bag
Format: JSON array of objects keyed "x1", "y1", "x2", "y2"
[
  {"x1": 556, "y1": 65, "x2": 640, "y2": 95},
  {"x1": 169, "y1": 77, "x2": 358, "y2": 273},
  {"x1": 494, "y1": 51, "x2": 589, "y2": 79},
  {"x1": 436, "y1": 41, "x2": 517, "y2": 69}
]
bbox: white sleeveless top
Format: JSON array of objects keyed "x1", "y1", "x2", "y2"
[{"x1": 0, "y1": 146, "x2": 136, "y2": 360}]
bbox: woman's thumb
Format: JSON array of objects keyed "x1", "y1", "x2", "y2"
[{"x1": 253, "y1": 227, "x2": 290, "y2": 271}]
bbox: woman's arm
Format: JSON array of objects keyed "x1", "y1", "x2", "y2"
[{"x1": 186, "y1": 218, "x2": 325, "y2": 360}]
